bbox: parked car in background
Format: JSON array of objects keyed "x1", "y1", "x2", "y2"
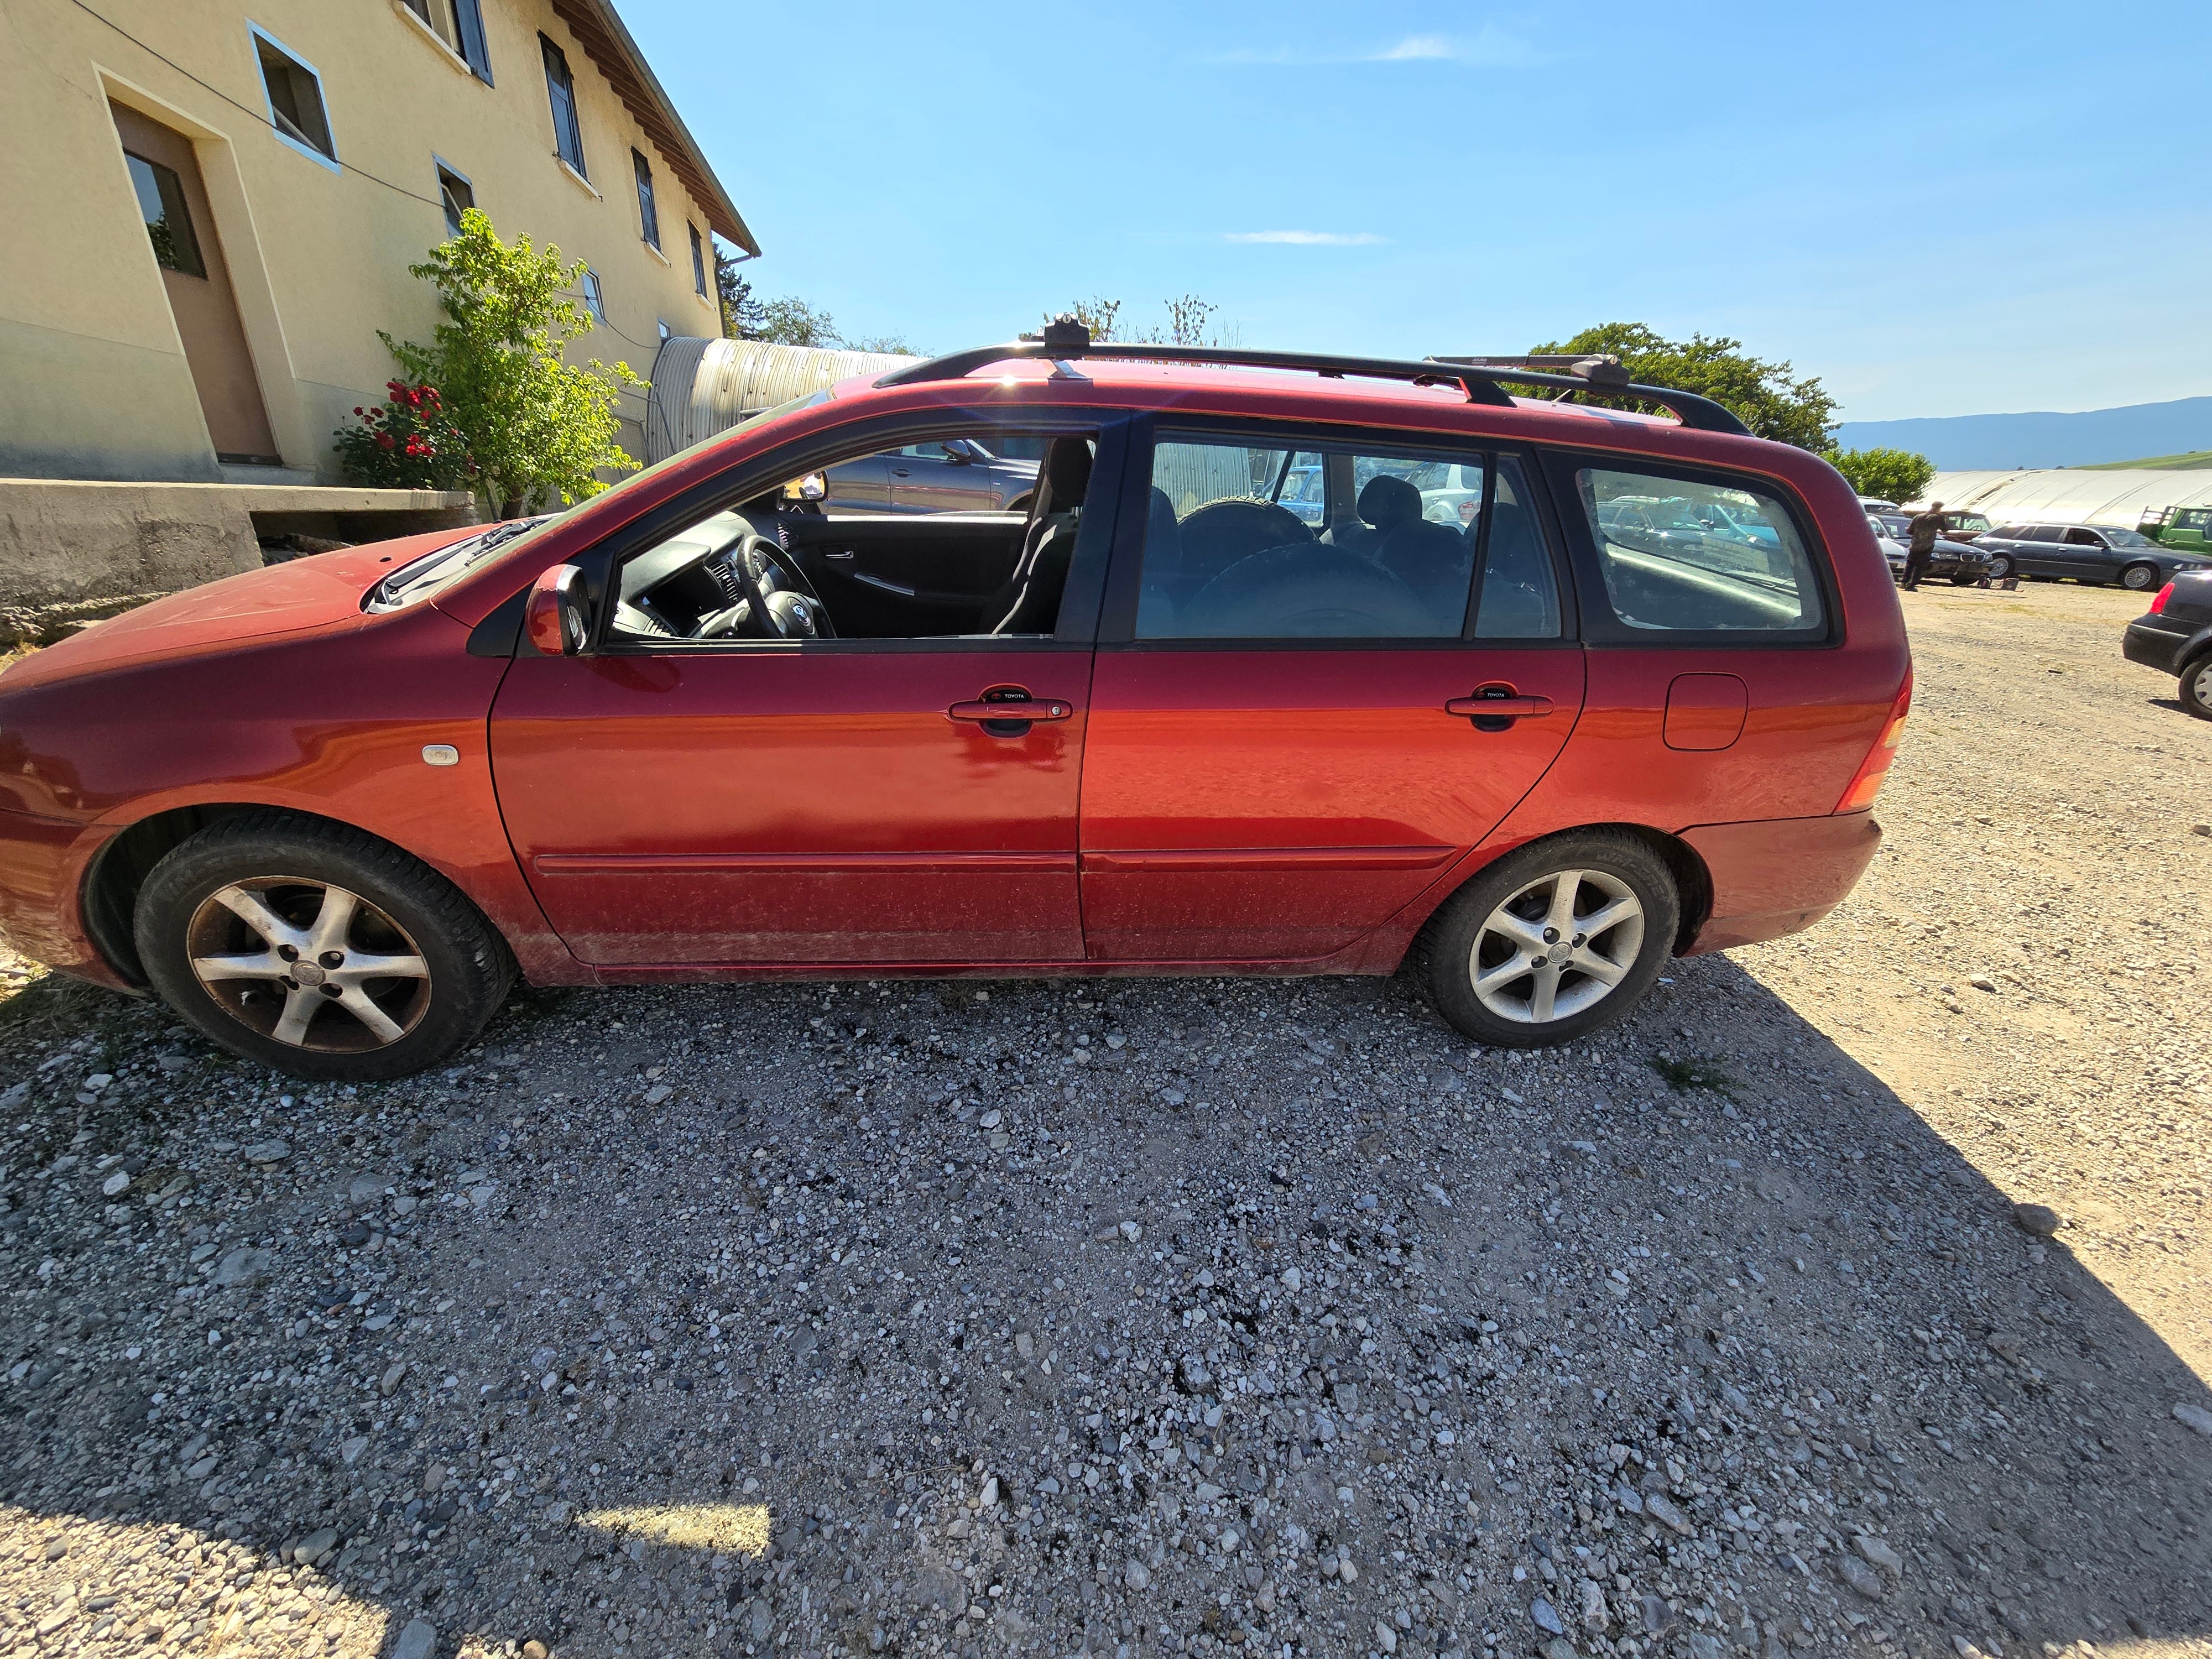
[
  {"x1": 826, "y1": 437, "x2": 1039, "y2": 514},
  {"x1": 1856, "y1": 495, "x2": 1898, "y2": 513},
  {"x1": 2122, "y1": 570, "x2": 2212, "y2": 718},
  {"x1": 1869, "y1": 517, "x2": 1991, "y2": 586},
  {"x1": 2142, "y1": 504, "x2": 2212, "y2": 555},
  {"x1": 1976, "y1": 523, "x2": 2212, "y2": 590}
]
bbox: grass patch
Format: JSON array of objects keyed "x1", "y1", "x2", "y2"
[{"x1": 1651, "y1": 1054, "x2": 1736, "y2": 1095}]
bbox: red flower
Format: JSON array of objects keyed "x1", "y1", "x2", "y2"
[{"x1": 377, "y1": 432, "x2": 397, "y2": 450}]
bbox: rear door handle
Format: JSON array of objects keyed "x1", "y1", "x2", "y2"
[{"x1": 1444, "y1": 693, "x2": 1553, "y2": 719}]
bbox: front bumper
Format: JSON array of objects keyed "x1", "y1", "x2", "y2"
[
  {"x1": 2122, "y1": 618, "x2": 2191, "y2": 676},
  {"x1": 0, "y1": 807, "x2": 126, "y2": 987},
  {"x1": 1678, "y1": 811, "x2": 1883, "y2": 954}
]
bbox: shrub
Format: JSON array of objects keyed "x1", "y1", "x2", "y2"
[{"x1": 333, "y1": 380, "x2": 476, "y2": 491}]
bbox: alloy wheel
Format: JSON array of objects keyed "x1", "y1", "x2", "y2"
[
  {"x1": 185, "y1": 877, "x2": 432, "y2": 1052},
  {"x1": 1468, "y1": 868, "x2": 1645, "y2": 1024}
]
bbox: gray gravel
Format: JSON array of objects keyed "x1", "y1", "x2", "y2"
[{"x1": 0, "y1": 582, "x2": 2207, "y2": 1659}]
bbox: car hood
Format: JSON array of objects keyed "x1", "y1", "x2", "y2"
[{"x1": 1, "y1": 528, "x2": 479, "y2": 691}]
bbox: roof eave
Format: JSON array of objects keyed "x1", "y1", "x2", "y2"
[{"x1": 549, "y1": 0, "x2": 758, "y2": 255}]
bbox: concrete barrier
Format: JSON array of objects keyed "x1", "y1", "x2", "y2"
[{"x1": 0, "y1": 479, "x2": 477, "y2": 606}]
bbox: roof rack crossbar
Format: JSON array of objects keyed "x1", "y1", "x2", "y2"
[
  {"x1": 877, "y1": 330, "x2": 1751, "y2": 436},
  {"x1": 878, "y1": 339, "x2": 1517, "y2": 408}
]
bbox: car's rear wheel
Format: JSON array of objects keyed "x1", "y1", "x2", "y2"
[
  {"x1": 2182, "y1": 656, "x2": 2212, "y2": 722},
  {"x1": 135, "y1": 812, "x2": 513, "y2": 1081},
  {"x1": 1412, "y1": 831, "x2": 1679, "y2": 1048},
  {"x1": 2120, "y1": 562, "x2": 2161, "y2": 592},
  {"x1": 1986, "y1": 554, "x2": 2013, "y2": 580}
]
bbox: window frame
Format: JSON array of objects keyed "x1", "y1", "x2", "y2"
[
  {"x1": 434, "y1": 156, "x2": 474, "y2": 241},
  {"x1": 632, "y1": 148, "x2": 660, "y2": 249},
  {"x1": 540, "y1": 34, "x2": 586, "y2": 178},
  {"x1": 578, "y1": 267, "x2": 605, "y2": 322},
  {"x1": 537, "y1": 406, "x2": 1131, "y2": 660},
  {"x1": 1095, "y1": 414, "x2": 1579, "y2": 651},
  {"x1": 1538, "y1": 446, "x2": 1841, "y2": 649},
  {"x1": 689, "y1": 224, "x2": 709, "y2": 299},
  {"x1": 249, "y1": 23, "x2": 340, "y2": 172}
]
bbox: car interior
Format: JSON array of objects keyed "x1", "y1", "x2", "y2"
[{"x1": 607, "y1": 429, "x2": 1100, "y2": 644}]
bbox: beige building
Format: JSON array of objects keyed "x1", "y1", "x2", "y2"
[{"x1": 0, "y1": 0, "x2": 755, "y2": 603}]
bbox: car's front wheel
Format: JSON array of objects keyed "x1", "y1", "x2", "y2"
[
  {"x1": 135, "y1": 812, "x2": 514, "y2": 1081},
  {"x1": 1413, "y1": 831, "x2": 1679, "y2": 1048},
  {"x1": 1986, "y1": 554, "x2": 2013, "y2": 580}
]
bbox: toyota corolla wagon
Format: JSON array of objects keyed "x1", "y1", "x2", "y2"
[{"x1": 0, "y1": 327, "x2": 1910, "y2": 1079}]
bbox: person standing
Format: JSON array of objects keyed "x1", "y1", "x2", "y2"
[{"x1": 1903, "y1": 500, "x2": 1945, "y2": 590}]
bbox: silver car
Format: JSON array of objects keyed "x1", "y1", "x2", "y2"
[{"x1": 825, "y1": 438, "x2": 1039, "y2": 514}]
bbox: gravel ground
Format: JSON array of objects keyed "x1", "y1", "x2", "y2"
[{"x1": 0, "y1": 580, "x2": 2206, "y2": 1659}]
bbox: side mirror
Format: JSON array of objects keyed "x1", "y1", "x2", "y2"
[
  {"x1": 784, "y1": 472, "x2": 827, "y2": 502},
  {"x1": 942, "y1": 443, "x2": 973, "y2": 465},
  {"x1": 525, "y1": 563, "x2": 589, "y2": 656}
]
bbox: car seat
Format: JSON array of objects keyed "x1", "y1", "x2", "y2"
[{"x1": 984, "y1": 436, "x2": 1092, "y2": 634}]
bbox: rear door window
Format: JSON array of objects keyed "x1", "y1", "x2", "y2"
[
  {"x1": 1571, "y1": 465, "x2": 1825, "y2": 636},
  {"x1": 1136, "y1": 433, "x2": 1559, "y2": 640}
]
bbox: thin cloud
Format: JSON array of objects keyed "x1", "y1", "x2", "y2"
[
  {"x1": 1207, "y1": 27, "x2": 1546, "y2": 68},
  {"x1": 1224, "y1": 231, "x2": 1387, "y2": 247}
]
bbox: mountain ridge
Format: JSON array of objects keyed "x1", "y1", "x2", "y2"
[{"x1": 1833, "y1": 395, "x2": 2212, "y2": 471}]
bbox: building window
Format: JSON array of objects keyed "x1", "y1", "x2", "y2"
[
  {"x1": 632, "y1": 149, "x2": 660, "y2": 249},
  {"x1": 541, "y1": 35, "x2": 586, "y2": 176},
  {"x1": 401, "y1": 0, "x2": 494, "y2": 82},
  {"x1": 436, "y1": 160, "x2": 474, "y2": 240},
  {"x1": 123, "y1": 152, "x2": 206, "y2": 278},
  {"x1": 580, "y1": 267, "x2": 605, "y2": 322},
  {"x1": 689, "y1": 224, "x2": 708, "y2": 298},
  {"x1": 252, "y1": 27, "x2": 337, "y2": 165}
]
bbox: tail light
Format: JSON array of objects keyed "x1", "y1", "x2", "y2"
[
  {"x1": 2150, "y1": 581, "x2": 2174, "y2": 614},
  {"x1": 1835, "y1": 669, "x2": 1912, "y2": 813}
]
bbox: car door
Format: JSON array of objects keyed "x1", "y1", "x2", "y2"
[
  {"x1": 487, "y1": 422, "x2": 1123, "y2": 967},
  {"x1": 824, "y1": 451, "x2": 891, "y2": 510},
  {"x1": 2063, "y1": 526, "x2": 2118, "y2": 581},
  {"x1": 891, "y1": 442, "x2": 997, "y2": 513},
  {"x1": 2018, "y1": 525, "x2": 2067, "y2": 575},
  {"x1": 1077, "y1": 423, "x2": 1584, "y2": 963}
]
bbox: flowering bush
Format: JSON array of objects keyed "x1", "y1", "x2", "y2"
[{"x1": 332, "y1": 380, "x2": 476, "y2": 491}]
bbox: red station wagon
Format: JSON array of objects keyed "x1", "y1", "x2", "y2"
[{"x1": 0, "y1": 327, "x2": 1911, "y2": 1079}]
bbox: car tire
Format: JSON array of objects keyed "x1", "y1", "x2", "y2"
[
  {"x1": 1985, "y1": 554, "x2": 2012, "y2": 580},
  {"x1": 2182, "y1": 655, "x2": 2212, "y2": 722},
  {"x1": 2120, "y1": 562, "x2": 2161, "y2": 592},
  {"x1": 1411, "y1": 830, "x2": 1679, "y2": 1049},
  {"x1": 1949, "y1": 575, "x2": 1979, "y2": 587},
  {"x1": 134, "y1": 811, "x2": 514, "y2": 1082}
]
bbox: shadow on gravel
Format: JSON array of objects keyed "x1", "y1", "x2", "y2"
[{"x1": 0, "y1": 956, "x2": 2207, "y2": 1659}]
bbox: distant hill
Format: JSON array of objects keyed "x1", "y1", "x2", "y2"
[
  {"x1": 2076, "y1": 449, "x2": 2212, "y2": 472},
  {"x1": 1833, "y1": 395, "x2": 2212, "y2": 471}
]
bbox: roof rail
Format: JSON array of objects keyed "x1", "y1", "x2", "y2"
[{"x1": 874, "y1": 323, "x2": 1752, "y2": 436}]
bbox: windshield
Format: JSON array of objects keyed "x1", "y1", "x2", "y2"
[
  {"x1": 1949, "y1": 514, "x2": 1991, "y2": 531},
  {"x1": 361, "y1": 388, "x2": 835, "y2": 612}
]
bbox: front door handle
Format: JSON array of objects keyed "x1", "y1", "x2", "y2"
[
  {"x1": 950, "y1": 697, "x2": 1073, "y2": 723},
  {"x1": 1445, "y1": 691, "x2": 1554, "y2": 719}
]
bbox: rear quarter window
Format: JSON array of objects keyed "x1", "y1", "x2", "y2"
[{"x1": 1571, "y1": 465, "x2": 1827, "y2": 638}]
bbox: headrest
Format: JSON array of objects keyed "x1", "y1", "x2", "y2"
[
  {"x1": 1358, "y1": 474, "x2": 1420, "y2": 529},
  {"x1": 1041, "y1": 437, "x2": 1093, "y2": 511}
]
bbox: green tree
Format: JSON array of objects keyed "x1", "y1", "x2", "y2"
[
  {"x1": 714, "y1": 264, "x2": 913, "y2": 353},
  {"x1": 1824, "y1": 446, "x2": 1936, "y2": 504},
  {"x1": 716, "y1": 252, "x2": 761, "y2": 341},
  {"x1": 1527, "y1": 322, "x2": 1838, "y2": 451},
  {"x1": 1045, "y1": 295, "x2": 1225, "y2": 347},
  {"x1": 382, "y1": 209, "x2": 641, "y2": 519}
]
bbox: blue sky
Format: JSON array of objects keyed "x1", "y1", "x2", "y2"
[{"x1": 628, "y1": 1, "x2": 2208, "y2": 422}]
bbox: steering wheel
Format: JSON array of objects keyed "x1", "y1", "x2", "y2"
[{"x1": 700, "y1": 531, "x2": 836, "y2": 640}]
